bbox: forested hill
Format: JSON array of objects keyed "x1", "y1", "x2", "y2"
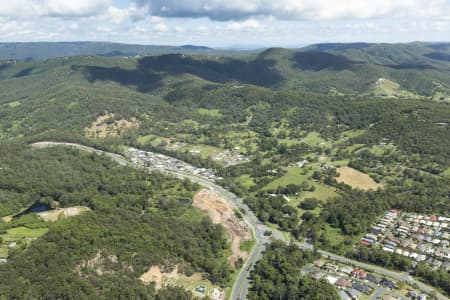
[
  {"x1": 0, "y1": 41, "x2": 245, "y2": 61},
  {"x1": 0, "y1": 42, "x2": 450, "y2": 297},
  {"x1": 2, "y1": 41, "x2": 450, "y2": 98}
]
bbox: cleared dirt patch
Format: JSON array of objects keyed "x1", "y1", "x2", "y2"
[
  {"x1": 336, "y1": 166, "x2": 383, "y2": 190},
  {"x1": 38, "y1": 206, "x2": 90, "y2": 222},
  {"x1": 76, "y1": 250, "x2": 121, "y2": 276},
  {"x1": 85, "y1": 113, "x2": 139, "y2": 139},
  {"x1": 193, "y1": 189, "x2": 252, "y2": 267}
]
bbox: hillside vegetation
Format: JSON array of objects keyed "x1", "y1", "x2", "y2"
[{"x1": 0, "y1": 42, "x2": 449, "y2": 297}]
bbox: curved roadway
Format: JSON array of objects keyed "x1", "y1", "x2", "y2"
[{"x1": 31, "y1": 142, "x2": 447, "y2": 300}]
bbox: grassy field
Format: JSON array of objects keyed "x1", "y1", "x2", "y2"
[
  {"x1": 344, "y1": 144, "x2": 366, "y2": 153},
  {"x1": 322, "y1": 224, "x2": 347, "y2": 246},
  {"x1": 337, "y1": 167, "x2": 383, "y2": 190},
  {"x1": 298, "y1": 182, "x2": 338, "y2": 202},
  {"x1": 300, "y1": 131, "x2": 329, "y2": 147},
  {"x1": 370, "y1": 78, "x2": 418, "y2": 98},
  {"x1": 7, "y1": 101, "x2": 21, "y2": 108},
  {"x1": 340, "y1": 129, "x2": 366, "y2": 139},
  {"x1": 236, "y1": 174, "x2": 255, "y2": 189},
  {"x1": 443, "y1": 168, "x2": 450, "y2": 177},
  {"x1": 265, "y1": 166, "x2": 311, "y2": 190},
  {"x1": 0, "y1": 226, "x2": 49, "y2": 258},
  {"x1": 197, "y1": 108, "x2": 223, "y2": 117},
  {"x1": 137, "y1": 133, "x2": 166, "y2": 146},
  {"x1": 180, "y1": 144, "x2": 224, "y2": 159},
  {"x1": 367, "y1": 143, "x2": 398, "y2": 156},
  {"x1": 239, "y1": 238, "x2": 256, "y2": 252}
]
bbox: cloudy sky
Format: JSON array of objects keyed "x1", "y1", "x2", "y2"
[{"x1": 1, "y1": 0, "x2": 450, "y2": 48}]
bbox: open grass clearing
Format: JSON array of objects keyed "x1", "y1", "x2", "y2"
[
  {"x1": 321, "y1": 224, "x2": 347, "y2": 247},
  {"x1": 367, "y1": 143, "x2": 398, "y2": 156},
  {"x1": 344, "y1": 143, "x2": 366, "y2": 153},
  {"x1": 7, "y1": 101, "x2": 21, "y2": 108},
  {"x1": 337, "y1": 166, "x2": 383, "y2": 191},
  {"x1": 239, "y1": 238, "x2": 256, "y2": 252},
  {"x1": 339, "y1": 129, "x2": 366, "y2": 139},
  {"x1": 197, "y1": 108, "x2": 223, "y2": 117},
  {"x1": 443, "y1": 168, "x2": 450, "y2": 177},
  {"x1": 180, "y1": 144, "x2": 224, "y2": 160},
  {"x1": 300, "y1": 131, "x2": 329, "y2": 147},
  {"x1": 4, "y1": 227, "x2": 49, "y2": 239},
  {"x1": 297, "y1": 182, "x2": 339, "y2": 202},
  {"x1": 236, "y1": 174, "x2": 255, "y2": 189},
  {"x1": 264, "y1": 166, "x2": 312, "y2": 190}
]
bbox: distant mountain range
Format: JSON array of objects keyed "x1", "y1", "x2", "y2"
[
  {"x1": 1, "y1": 41, "x2": 450, "y2": 99},
  {"x1": 0, "y1": 41, "x2": 240, "y2": 61}
]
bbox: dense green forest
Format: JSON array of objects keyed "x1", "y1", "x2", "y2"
[
  {"x1": 0, "y1": 146, "x2": 230, "y2": 299},
  {"x1": 248, "y1": 241, "x2": 338, "y2": 300},
  {"x1": 0, "y1": 42, "x2": 449, "y2": 297}
]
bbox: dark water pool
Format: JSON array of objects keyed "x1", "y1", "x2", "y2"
[{"x1": 14, "y1": 202, "x2": 52, "y2": 218}]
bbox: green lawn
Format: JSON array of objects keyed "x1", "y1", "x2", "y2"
[
  {"x1": 8, "y1": 101, "x2": 21, "y2": 108},
  {"x1": 180, "y1": 144, "x2": 224, "y2": 159},
  {"x1": 443, "y1": 168, "x2": 450, "y2": 177},
  {"x1": 340, "y1": 129, "x2": 366, "y2": 139},
  {"x1": 5, "y1": 227, "x2": 49, "y2": 239},
  {"x1": 300, "y1": 132, "x2": 328, "y2": 147},
  {"x1": 0, "y1": 226, "x2": 49, "y2": 257},
  {"x1": 137, "y1": 133, "x2": 165, "y2": 146},
  {"x1": 344, "y1": 143, "x2": 366, "y2": 153},
  {"x1": 197, "y1": 108, "x2": 223, "y2": 117},
  {"x1": 322, "y1": 224, "x2": 346, "y2": 246},
  {"x1": 265, "y1": 166, "x2": 311, "y2": 190},
  {"x1": 236, "y1": 174, "x2": 255, "y2": 189},
  {"x1": 240, "y1": 238, "x2": 256, "y2": 252},
  {"x1": 367, "y1": 143, "x2": 398, "y2": 156}
]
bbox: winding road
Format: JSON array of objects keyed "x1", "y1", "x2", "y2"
[{"x1": 31, "y1": 142, "x2": 447, "y2": 300}]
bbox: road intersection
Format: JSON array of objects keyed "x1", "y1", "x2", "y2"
[{"x1": 31, "y1": 142, "x2": 447, "y2": 300}]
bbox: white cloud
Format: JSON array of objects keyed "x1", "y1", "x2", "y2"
[
  {"x1": 41, "y1": 0, "x2": 111, "y2": 18},
  {"x1": 226, "y1": 19, "x2": 263, "y2": 31},
  {"x1": 0, "y1": 0, "x2": 39, "y2": 18},
  {"x1": 174, "y1": 25, "x2": 186, "y2": 33},
  {"x1": 138, "y1": 0, "x2": 450, "y2": 21},
  {"x1": 105, "y1": 3, "x2": 148, "y2": 24},
  {"x1": 154, "y1": 23, "x2": 168, "y2": 32}
]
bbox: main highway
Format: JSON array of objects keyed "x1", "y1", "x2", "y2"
[{"x1": 31, "y1": 142, "x2": 447, "y2": 300}]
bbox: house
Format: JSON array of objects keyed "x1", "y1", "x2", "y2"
[
  {"x1": 351, "y1": 269, "x2": 367, "y2": 279},
  {"x1": 432, "y1": 260, "x2": 442, "y2": 269},
  {"x1": 325, "y1": 263, "x2": 339, "y2": 272},
  {"x1": 326, "y1": 275, "x2": 339, "y2": 285},
  {"x1": 340, "y1": 266, "x2": 353, "y2": 275},
  {"x1": 360, "y1": 240, "x2": 371, "y2": 247},
  {"x1": 347, "y1": 288, "x2": 361, "y2": 299},
  {"x1": 339, "y1": 290, "x2": 351, "y2": 300},
  {"x1": 352, "y1": 282, "x2": 371, "y2": 294},
  {"x1": 0, "y1": 258, "x2": 7, "y2": 263},
  {"x1": 383, "y1": 296, "x2": 400, "y2": 300},
  {"x1": 380, "y1": 278, "x2": 395, "y2": 289},
  {"x1": 366, "y1": 274, "x2": 381, "y2": 285},
  {"x1": 335, "y1": 277, "x2": 352, "y2": 289}
]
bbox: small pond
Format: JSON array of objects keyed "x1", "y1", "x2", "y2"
[{"x1": 14, "y1": 202, "x2": 52, "y2": 218}]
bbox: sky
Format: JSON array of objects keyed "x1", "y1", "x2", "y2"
[{"x1": 1, "y1": 0, "x2": 450, "y2": 48}]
